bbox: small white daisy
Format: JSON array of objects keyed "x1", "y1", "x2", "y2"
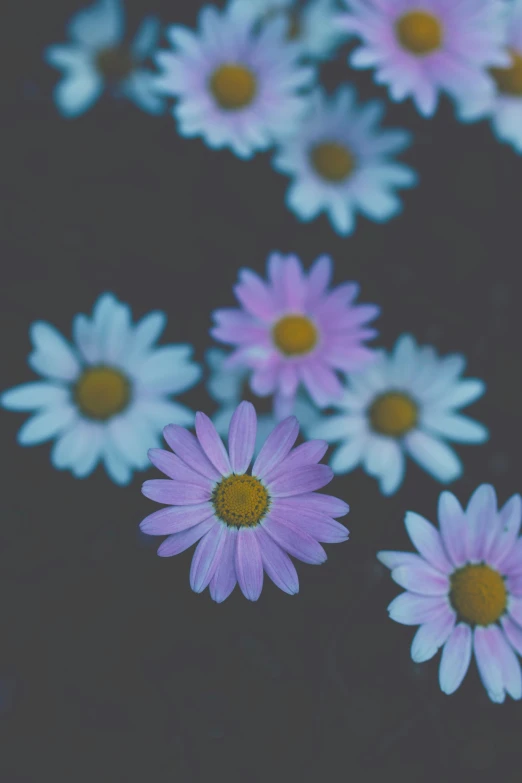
[
  {"x1": 336, "y1": 0, "x2": 509, "y2": 118},
  {"x1": 231, "y1": 0, "x2": 346, "y2": 61},
  {"x1": 206, "y1": 347, "x2": 320, "y2": 454},
  {"x1": 44, "y1": 0, "x2": 164, "y2": 117},
  {"x1": 308, "y1": 334, "x2": 488, "y2": 495},
  {"x1": 272, "y1": 86, "x2": 417, "y2": 236},
  {"x1": 154, "y1": 2, "x2": 316, "y2": 159},
  {"x1": 1, "y1": 294, "x2": 201, "y2": 485}
]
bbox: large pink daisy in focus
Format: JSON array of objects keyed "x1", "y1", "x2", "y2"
[
  {"x1": 211, "y1": 253, "x2": 379, "y2": 418},
  {"x1": 379, "y1": 485, "x2": 522, "y2": 703},
  {"x1": 140, "y1": 401, "x2": 349, "y2": 602}
]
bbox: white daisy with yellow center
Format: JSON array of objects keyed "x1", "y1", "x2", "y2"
[
  {"x1": 44, "y1": 0, "x2": 164, "y2": 117},
  {"x1": 272, "y1": 86, "x2": 416, "y2": 235},
  {"x1": 1, "y1": 293, "x2": 201, "y2": 485},
  {"x1": 308, "y1": 334, "x2": 488, "y2": 495},
  {"x1": 153, "y1": 2, "x2": 316, "y2": 159}
]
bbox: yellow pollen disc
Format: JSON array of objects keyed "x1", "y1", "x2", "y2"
[
  {"x1": 74, "y1": 366, "x2": 131, "y2": 421},
  {"x1": 450, "y1": 564, "x2": 507, "y2": 626},
  {"x1": 490, "y1": 49, "x2": 522, "y2": 96},
  {"x1": 310, "y1": 141, "x2": 355, "y2": 183},
  {"x1": 209, "y1": 63, "x2": 257, "y2": 110},
  {"x1": 369, "y1": 392, "x2": 418, "y2": 437},
  {"x1": 212, "y1": 474, "x2": 270, "y2": 528},
  {"x1": 95, "y1": 46, "x2": 135, "y2": 81},
  {"x1": 272, "y1": 314, "x2": 318, "y2": 356},
  {"x1": 395, "y1": 10, "x2": 443, "y2": 55}
]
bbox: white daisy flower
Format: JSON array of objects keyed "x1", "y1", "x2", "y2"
[
  {"x1": 308, "y1": 334, "x2": 488, "y2": 495},
  {"x1": 230, "y1": 0, "x2": 346, "y2": 61},
  {"x1": 154, "y1": 2, "x2": 316, "y2": 159},
  {"x1": 44, "y1": 0, "x2": 164, "y2": 117},
  {"x1": 206, "y1": 348, "x2": 320, "y2": 455},
  {"x1": 1, "y1": 294, "x2": 201, "y2": 485},
  {"x1": 272, "y1": 86, "x2": 417, "y2": 236},
  {"x1": 336, "y1": 0, "x2": 509, "y2": 119}
]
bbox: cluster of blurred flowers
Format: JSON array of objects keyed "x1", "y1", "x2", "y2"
[
  {"x1": 44, "y1": 0, "x2": 522, "y2": 235},
  {"x1": 5, "y1": 0, "x2": 521, "y2": 705}
]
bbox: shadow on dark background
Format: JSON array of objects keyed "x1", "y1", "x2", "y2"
[{"x1": 1, "y1": 0, "x2": 522, "y2": 780}]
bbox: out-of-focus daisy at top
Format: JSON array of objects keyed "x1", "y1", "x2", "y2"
[
  {"x1": 308, "y1": 334, "x2": 488, "y2": 495},
  {"x1": 211, "y1": 253, "x2": 379, "y2": 419},
  {"x1": 1, "y1": 294, "x2": 201, "y2": 485},
  {"x1": 379, "y1": 485, "x2": 522, "y2": 703},
  {"x1": 231, "y1": 0, "x2": 347, "y2": 61},
  {"x1": 44, "y1": 0, "x2": 164, "y2": 117},
  {"x1": 336, "y1": 0, "x2": 510, "y2": 118},
  {"x1": 153, "y1": 2, "x2": 316, "y2": 159},
  {"x1": 272, "y1": 86, "x2": 416, "y2": 236},
  {"x1": 140, "y1": 401, "x2": 349, "y2": 602},
  {"x1": 205, "y1": 347, "x2": 321, "y2": 454}
]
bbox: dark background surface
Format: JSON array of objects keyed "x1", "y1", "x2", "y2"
[{"x1": 1, "y1": 0, "x2": 522, "y2": 780}]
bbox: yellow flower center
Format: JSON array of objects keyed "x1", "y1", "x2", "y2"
[
  {"x1": 209, "y1": 63, "x2": 258, "y2": 110},
  {"x1": 212, "y1": 474, "x2": 270, "y2": 528},
  {"x1": 490, "y1": 49, "x2": 522, "y2": 96},
  {"x1": 450, "y1": 564, "x2": 507, "y2": 626},
  {"x1": 369, "y1": 392, "x2": 418, "y2": 437},
  {"x1": 74, "y1": 366, "x2": 131, "y2": 420},
  {"x1": 95, "y1": 46, "x2": 135, "y2": 82},
  {"x1": 272, "y1": 314, "x2": 318, "y2": 356},
  {"x1": 395, "y1": 10, "x2": 443, "y2": 55},
  {"x1": 310, "y1": 141, "x2": 356, "y2": 183}
]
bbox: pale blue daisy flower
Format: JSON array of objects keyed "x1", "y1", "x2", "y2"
[
  {"x1": 44, "y1": 0, "x2": 164, "y2": 117},
  {"x1": 308, "y1": 334, "x2": 488, "y2": 496},
  {"x1": 1, "y1": 294, "x2": 201, "y2": 485},
  {"x1": 272, "y1": 86, "x2": 417, "y2": 236},
  {"x1": 154, "y1": 2, "x2": 316, "y2": 159},
  {"x1": 206, "y1": 348, "x2": 321, "y2": 455}
]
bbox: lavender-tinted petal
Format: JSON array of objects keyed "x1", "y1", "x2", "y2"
[
  {"x1": 268, "y1": 464, "x2": 333, "y2": 497},
  {"x1": 139, "y1": 503, "x2": 214, "y2": 535},
  {"x1": 263, "y1": 515, "x2": 327, "y2": 565},
  {"x1": 235, "y1": 528, "x2": 264, "y2": 601},
  {"x1": 410, "y1": 608, "x2": 456, "y2": 663},
  {"x1": 377, "y1": 551, "x2": 426, "y2": 570},
  {"x1": 147, "y1": 448, "x2": 213, "y2": 489},
  {"x1": 256, "y1": 527, "x2": 299, "y2": 595},
  {"x1": 490, "y1": 494, "x2": 522, "y2": 568},
  {"x1": 474, "y1": 625, "x2": 506, "y2": 703},
  {"x1": 501, "y1": 615, "x2": 522, "y2": 657},
  {"x1": 190, "y1": 523, "x2": 226, "y2": 593},
  {"x1": 272, "y1": 499, "x2": 348, "y2": 543},
  {"x1": 508, "y1": 596, "x2": 522, "y2": 627},
  {"x1": 387, "y1": 592, "x2": 448, "y2": 625},
  {"x1": 404, "y1": 511, "x2": 453, "y2": 574},
  {"x1": 439, "y1": 623, "x2": 473, "y2": 695},
  {"x1": 228, "y1": 401, "x2": 257, "y2": 474},
  {"x1": 163, "y1": 424, "x2": 221, "y2": 480},
  {"x1": 141, "y1": 479, "x2": 211, "y2": 505},
  {"x1": 264, "y1": 439, "x2": 328, "y2": 483},
  {"x1": 157, "y1": 517, "x2": 215, "y2": 557},
  {"x1": 278, "y1": 492, "x2": 349, "y2": 518},
  {"x1": 438, "y1": 491, "x2": 468, "y2": 567},
  {"x1": 252, "y1": 416, "x2": 299, "y2": 479},
  {"x1": 209, "y1": 528, "x2": 237, "y2": 603},
  {"x1": 496, "y1": 628, "x2": 522, "y2": 700},
  {"x1": 466, "y1": 484, "x2": 498, "y2": 562},
  {"x1": 195, "y1": 411, "x2": 232, "y2": 476},
  {"x1": 392, "y1": 563, "x2": 449, "y2": 596}
]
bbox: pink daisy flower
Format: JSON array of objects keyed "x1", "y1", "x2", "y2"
[
  {"x1": 140, "y1": 401, "x2": 349, "y2": 602},
  {"x1": 211, "y1": 253, "x2": 379, "y2": 419},
  {"x1": 379, "y1": 485, "x2": 522, "y2": 703},
  {"x1": 337, "y1": 0, "x2": 509, "y2": 118}
]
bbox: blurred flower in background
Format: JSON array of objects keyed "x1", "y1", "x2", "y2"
[
  {"x1": 1, "y1": 294, "x2": 201, "y2": 484},
  {"x1": 211, "y1": 253, "x2": 379, "y2": 419},
  {"x1": 336, "y1": 0, "x2": 509, "y2": 119},
  {"x1": 154, "y1": 1, "x2": 316, "y2": 158},
  {"x1": 140, "y1": 400, "x2": 349, "y2": 602},
  {"x1": 231, "y1": 0, "x2": 347, "y2": 61},
  {"x1": 44, "y1": 0, "x2": 164, "y2": 117},
  {"x1": 309, "y1": 334, "x2": 488, "y2": 495},
  {"x1": 272, "y1": 86, "x2": 416, "y2": 235},
  {"x1": 205, "y1": 348, "x2": 320, "y2": 454},
  {"x1": 378, "y1": 485, "x2": 522, "y2": 703}
]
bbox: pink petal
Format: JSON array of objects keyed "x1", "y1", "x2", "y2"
[
  {"x1": 305, "y1": 255, "x2": 332, "y2": 309},
  {"x1": 256, "y1": 527, "x2": 299, "y2": 595},
  {"x1": 377, "y1": 551, "x2": 426, "y2": 570},
  {"x1": 147, "y1": 448, "x2": 213, "y2": 489},
  {"x1": 391, "y1": 563, "x2": 450, "y2": 596},
  {"x1": 473, "y1": 625, "x2": 506, "y2": 703},
  {"x1": 211, "y1": 308, "x2": 268, "y2": 346},
  {"x1": 228, "y1": 401, "x2": 257, "y2": 474},
  {"x1": 252, "y1": 415, "x2": 299, "y2": 479},
  {"x1": 235, "y1": 528, "x2": 264, "y2": 601},
  {"x1": 141, "y1": 479, "x2": 212, "y2": 505},
  {"x1": 404, "y1": 511, "x2": 453, "y2": 574},
  {"x1": 267, "y1": 464, "x2": 333, "y2": 497},
  {"x1": 157, "y1": 517, "x2": 215, "y2": 557},
  {"x1": 387, "y1": 592, "x2": 448, "y2": 625},
  {"x1": 189, "y1": 523, "x2": 226, "y2": 593},
  {"x1": 300, "y1": 362, "x2": 344, "y2": 407},
  {"x1": 279, "y1": 255, "x2": 306, "y2": 310},
  {"x1": 439, "y1": 623, "x2": 473, "y2": 695},
  {"x1": 163, "y1": 424, "x2": 221, "y2": 480},
  {"x1": 466, "y1": 484, "x2": 498, "y2": 562},
  {"x1": 195, "y1": 411, "x2": 232, "y2": 476},
  {"x1": 209, "y1": 528, "x2": 237, "y2": 603},
  {"x1": 508, "y1": 596, "x2": 522, "y2": 627},
  {"x1": 438, "y1": 491, "x2": 468, "y2": 567},
  {"x1": 490, "y1": 494, "x2": 522, "y2": 569},
  {"x1": 263, "y1": 515, "x2": 327, "y2": 564},
  {"x1": 410, "y1": 607, "x2": 456, "y2": 663},
  {"x1": 501, "y1": 615, "x2": 522, "y2": 657},
  {"x1": 495, "y1": 627, "x2": 522, "y2": 700},
  {"x1": 278, "y1": 492, "x2": 349, "y2": 518},
  {"x1": 234, "y1": 269, "x2": 277, "y2": 320},
  {"x1": 264, "y1": 439, "x2": 328, "y2": 483},
  {"x1": 139, "y1": 503, "x2": 214, "y2": 535}
]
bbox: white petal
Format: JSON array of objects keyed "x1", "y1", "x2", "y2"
[
  {"x1": 17, "y1": 405, "x2": 77, "y2": 446},
  {"x1": 330, "y1": 436, "x2": 366, "y2": 474},
  {"x1": 1, "y1": 382, "x2": 69, "y2": 411},
  {"x1": 29, "y1": 321, "x2": 80, "y2": 381},
  {"x1": 411, "y1": 608, "x2": 456, "y2": 663},
  {"x1": 54, "y1": 67, "x2": 104, "y2": 118},
  {"x1": 421, "y1": 411, "x2": 488, "y2": 444},
  {"x1": 68, "y1": 0, "x2": 124, "y2": 48},
  {"x1": 404, "y1": 430, "x2": 462, "y2": 483},
  {"x1": 439, "y1": 623, "x2": 473, "y2": 695},
  {"x1": 474, "y1": 626, "x2": 506, "y2": 704},
  {"x1": 131, "y1": 16, "x2": 160, "y2": 58}
]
